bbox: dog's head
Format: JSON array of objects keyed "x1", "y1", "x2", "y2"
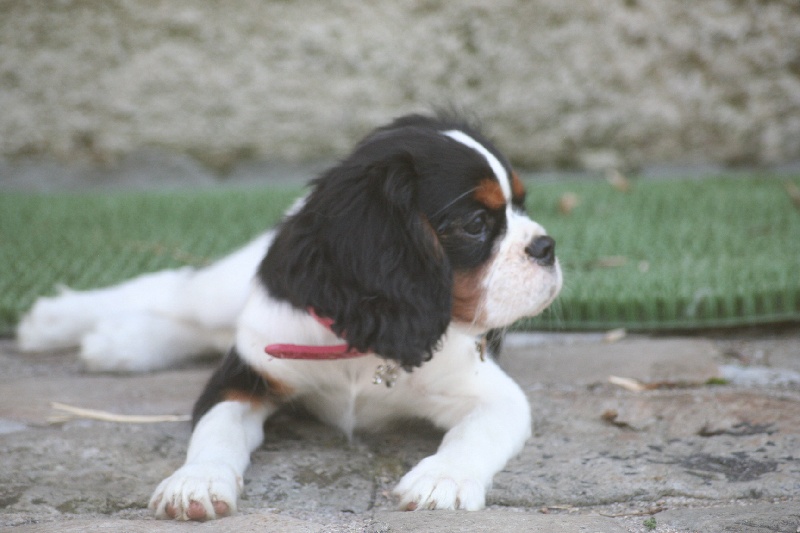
[{"x1": 260, "y1": 114, "x2": 562, "y2": 368}]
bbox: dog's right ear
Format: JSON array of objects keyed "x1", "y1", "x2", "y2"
[{"x1": 258, "y1": 133, "x2": 453, "y2": 368}]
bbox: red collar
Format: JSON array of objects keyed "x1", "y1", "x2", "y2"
[{"x1": 264, "y1": 309, "x2": 369, "y2": 360}]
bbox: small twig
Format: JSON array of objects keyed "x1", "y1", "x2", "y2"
[
  {"x1": 538, "y1": 504, "x2": 574, "y2": 514},
  {"x1": 609, "y1": 375, "x2": 701, "y2": 391},
  {"x1": 601, "y1": 409, "x2": 639, "y2": 431},
  {"x1": 603, "y1": 328, "x2": 627, "y2": 343},
  {"x1": 608, "y1": 375, "x2": 647, "y2": 392},
  {"x1": 49, "y1": 402, "x2": 190, "y2": 424},
  {"x1": 599, "y1": 506, "x2": 666, "y2": 518}
]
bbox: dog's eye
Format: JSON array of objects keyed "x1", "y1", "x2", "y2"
[{"x1": 463, "y1": 212, "x2": 489, "y2": 236}]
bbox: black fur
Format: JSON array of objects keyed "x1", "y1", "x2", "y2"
[
  {"x1": 258, "y1": 114, "x2": 513, "y2": 369},
  {"x1": 192, "y1": 348, "x2": 269, "y2": 427}
]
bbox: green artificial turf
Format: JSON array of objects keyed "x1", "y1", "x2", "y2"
[
  {"x1": 1, "y1": 176, "x2": 798, "y2": 336},
  {"x1": 522, "y1": 175, "x2": 800, "y2": 331}
]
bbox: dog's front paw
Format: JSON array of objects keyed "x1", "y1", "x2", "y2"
[
  {"x1": 393, "y1": 456, "x2": 487, "y2": 511},
  {"x1": 149, "y1": 462, "x2": 242, "y2": 521}
]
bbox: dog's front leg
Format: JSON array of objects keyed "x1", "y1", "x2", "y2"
[
  {"x1": 394, "y1": 360, "x2": 531, "y2": 511},
  {"x1": 149, "y1": 399, "x2": 273, "y2": 520},
  {"x1": 150, "y1": 346, "x2": 284, "y2": 520}
]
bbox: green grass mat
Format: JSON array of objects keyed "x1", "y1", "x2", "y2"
[{"x1": 1, "y1": 176, "x2": 799, "y2": 336}]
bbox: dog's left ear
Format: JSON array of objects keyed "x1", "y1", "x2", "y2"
[{"x1": 259, "y1": 144, "x2": 452, "y2": 368}]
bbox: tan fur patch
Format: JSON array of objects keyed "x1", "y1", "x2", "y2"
[
  {"x1": 511, "y1": 171, "x2": 526, "y2": 202},
  {"x1": 474, "y1": 178, "x2": 506, "y2": 210},
  {"x1": 452, "y1": 266, "x2": 487, "y2": 324},
  {"x1": 261, "y1": 372, "x2": 295, "y2": 398},
  {"x1": 223, "y1": 390, "x2": 265, "y2": 407},
  {"x1": 223, "y1": 372, "x2": 294, "y2": 405}
]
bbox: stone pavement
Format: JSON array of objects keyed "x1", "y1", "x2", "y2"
[{"x1": 1, "y1": 330, "x2": 798, "y2": 533}]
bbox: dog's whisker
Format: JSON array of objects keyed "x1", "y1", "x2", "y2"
[{"x1": 431, "y1": 188, "x2": 479, "y2": 219}]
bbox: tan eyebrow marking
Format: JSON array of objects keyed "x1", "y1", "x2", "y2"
[{"x1": 474, "y1": 178, "x2": 506, "y2": 210}]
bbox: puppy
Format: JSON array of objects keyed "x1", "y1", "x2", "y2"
[{"x1": 18, "y1": 113, "x2": 562, "y2": 520}]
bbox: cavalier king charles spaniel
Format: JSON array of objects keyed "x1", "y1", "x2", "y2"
[{"x1": 18, "y1": 113, "x2": 562, "y2": 520}]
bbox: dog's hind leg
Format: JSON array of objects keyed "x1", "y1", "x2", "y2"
[
  {"x1": 17, "y1": 268, "x2": 203, "y2": 354},
  {"x1": 17, "y1": 233, "x2": 273, "y2": 371}
]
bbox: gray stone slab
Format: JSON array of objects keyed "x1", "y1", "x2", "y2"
[
  {"x1": 371, "y1": 509, "x2": 628, "y2": 532},
  {"x1": 658, "y1": 502, "x2": 800, "y2": 533},
  {"x1": 493, "y1": 387, "x2": 800, "y2": 508},
  {"x1": 0, "y1": 370, "x2": 208, "y2": 425},
  {"x1": 714, "y1": 332, "x2": 800, "y2": 373},
  {"x1": 500, "y1": 337, "x2": 721, "y2": 386},
  {"x1": 11, "y1": 513, "x2": 322, "y2": 533},
  {"x1": 1, "y1": 335, "x2": 798, "y2": 531},
  {"x1": 0, "y1": 340, "x2": 210, "y2": 425}
]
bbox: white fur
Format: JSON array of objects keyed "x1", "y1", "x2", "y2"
[
  {"x1": 231, "y1": 288, "x2": 533, "y2": 512},
  {"x1": 17, "y1": 233, "x2": 272, "y2": 370},
  {"x1": 480, "y1": 211, "x2": 562, "y2": 328},
  {"x1": 443, "y1": 130, "x2": 510, "y2": 201},
  {"x1": 150, "y1": 400, "x2": 273, "y2": 520},
  {"x1": 17, "y1": 128, "x2": 561, "y2": 519}
]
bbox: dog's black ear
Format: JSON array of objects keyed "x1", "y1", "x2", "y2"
[{"x1": 259, "y1": 144, "x2": 452, "y2": 368}]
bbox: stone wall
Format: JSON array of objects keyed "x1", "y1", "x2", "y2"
[{"x1": 1, "y1": 0, "x2": 799, "y2": 173}]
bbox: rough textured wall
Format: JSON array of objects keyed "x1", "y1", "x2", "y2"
[{"x1": 1, "y1": 0, "x2": 799, "y2": 172}]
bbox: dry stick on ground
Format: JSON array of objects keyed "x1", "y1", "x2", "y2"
[{"x1": 49, "y1": 402, "x2": 190, "y2": 424}]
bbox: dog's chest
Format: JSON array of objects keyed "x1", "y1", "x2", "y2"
[{"x1": 293, "y1": 358, "x2": 412, "y2": 435}]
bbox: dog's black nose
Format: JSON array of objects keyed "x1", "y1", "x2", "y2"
[{"x1": 526, "y1": 235, "x2": 556, "y2": 266}]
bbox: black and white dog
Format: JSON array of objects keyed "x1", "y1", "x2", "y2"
[{"x1": 18, "y1": 114, "x2": 562, "y2": 520}]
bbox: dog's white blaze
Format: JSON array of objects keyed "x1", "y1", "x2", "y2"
[{"x1": 443, "y1": 130, "x2": 510, "y2": 201}]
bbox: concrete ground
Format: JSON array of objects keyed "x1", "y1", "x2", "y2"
[{"x1": 1, "y1": 329, "x2": 798, "y2": 533}]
